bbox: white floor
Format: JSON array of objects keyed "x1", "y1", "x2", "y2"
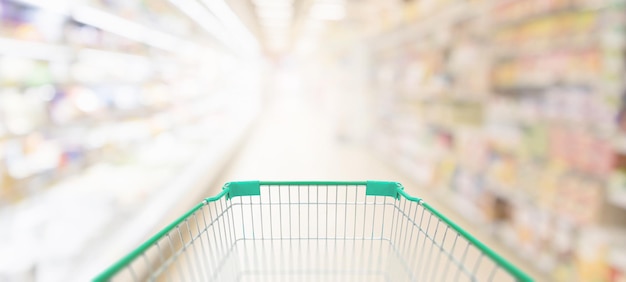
[{"x1": 209, "y1": 81, "x2": 548, "y2": 281}]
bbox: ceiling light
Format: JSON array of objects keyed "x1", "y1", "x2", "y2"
[{"x1": 73, "y1": 6, "x2": 184, "y2": 52}]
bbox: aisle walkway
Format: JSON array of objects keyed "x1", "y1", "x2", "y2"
[
  {"x1": 212, "y1": 79, "x2": 547, "y2": 281},
  {"x1": 216, "y1": 97, "x2": 409, "y2": 184}
]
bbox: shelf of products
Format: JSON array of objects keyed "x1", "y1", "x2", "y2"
[
  {"x1": 0, "y1": 0, "x2": 261, "y2": 281},
  {"x1": 0, "y1": 107, "x2": 258, "y2": 281},
  {"x1": 492, "y1": 0, "x2": 608, "y2": 26},
  {"x1": 370, "y1": 0, "x2": 626, "y2": 281},
  {"x1": 0, "y1": 0, "x2": 227, "y2": 201}
]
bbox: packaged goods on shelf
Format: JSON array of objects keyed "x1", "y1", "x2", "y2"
[
  {"x1": 0, "y1": 0, "x2": 262, "y2": 280},
  {"x1": 609, "y1": 153, "x2": 626, "y2": 208},
  {"x1": 370, "y1": 0, "x2": 626, "y2": 280},
  {"x1": 610, "y1": 243, "x2": 626, "y2": 282},
  {"x1": 0, "y1": 99, "x2": 258, "y2": 280},
  {"x1": 572, "y1": 228, "x2": 626, "y2": 282},
  {"x1": 0, "y1": 1, "x2": 65, "y2": 43}
]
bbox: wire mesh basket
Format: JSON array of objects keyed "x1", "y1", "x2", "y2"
[{"x1": 94, "y1": 181, "x2": 532, "y2": 282}]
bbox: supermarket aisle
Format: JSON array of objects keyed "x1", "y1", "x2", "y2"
[
  {"x1": 214, "y1": 71, "x2": 410, "y2": 184},
  {"x1": 216, "y1": 96, "x2": 397, "y2": 181},
  {"x1": 212, "y1": 76, "x2": 547, "y2": 281}
]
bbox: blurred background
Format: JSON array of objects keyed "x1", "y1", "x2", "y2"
[{"x1": 0, "y1": 0, "x2": 625, "y2": 281}]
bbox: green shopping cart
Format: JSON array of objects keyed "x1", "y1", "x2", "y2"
[{"x1": 94, "y1": 181, "x2": 532, "y2": 282}]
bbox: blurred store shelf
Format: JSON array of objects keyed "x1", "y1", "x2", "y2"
[{"x1": 0, "y1": 0, "x2": 262, "y2": 281}]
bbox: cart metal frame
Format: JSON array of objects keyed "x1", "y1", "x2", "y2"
[{"x1": 94, "y1": 181, "x2": 532, "y2": 282}]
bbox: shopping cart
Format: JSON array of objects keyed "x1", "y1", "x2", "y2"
[{"x1": 94, "y1": 181, "x2": 532, "y2": 282}]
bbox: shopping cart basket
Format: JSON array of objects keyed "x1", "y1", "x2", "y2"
[{"x1": 94, "y1": 181, "x2": 532, "y2": 282}]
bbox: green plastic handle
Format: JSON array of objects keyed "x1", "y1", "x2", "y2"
[{"x1": 226, "y1": 180, "x2": 402, "y2": 199}]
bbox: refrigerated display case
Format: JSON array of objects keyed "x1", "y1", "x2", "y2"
[{"x1": 0, "y1": 0, "x2": 262, "y2": 281}]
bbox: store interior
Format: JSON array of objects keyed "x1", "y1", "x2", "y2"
[{"x1": 1, "y1": 0, "x2": 626, "y2": 281}]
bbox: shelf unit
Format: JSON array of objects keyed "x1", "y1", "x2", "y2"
[
  {"x1": 0, "y1": 0, "x2": 261, "y2": 281},
  {"x1": 367, "y1": 0, "x2": 626, "y2": 281}
]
